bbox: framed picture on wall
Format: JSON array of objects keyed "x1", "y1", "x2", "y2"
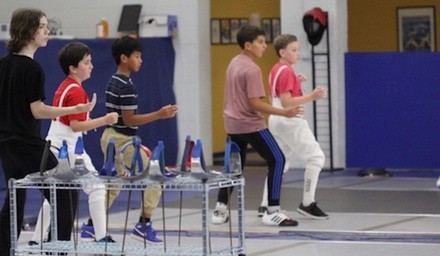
[
  {"x1": 262, "y1": 18, "x2": 272, "y2": 43},
  {"x1": 230, "y1": 19, "x2": 240, "y2": 43},
  {"x1": 239, "y1": 18, "x2": 249, "y2": 28},
  {"x1": 220, "y1": 19, "x2": 231, "y2": 44},
  {"x1": 397, "y1": 6, "x2": 436, "y2": 52},
  {"x1": 271, "y1": 18, "x2": 281, "y2": 40},
  {"x1": 211, "y1": 19, "x2": 221, "y2": 45}
]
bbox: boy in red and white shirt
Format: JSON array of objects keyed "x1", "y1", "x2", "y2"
[
  {"x1": 29, "y1": 42, "x2": 118, "y2": 245},
  {"x1": 259, "y1": 34, "x2": 329, "y2": 220}
]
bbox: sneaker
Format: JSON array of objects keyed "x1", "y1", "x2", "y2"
[
  {"x1": 97, "y1": 235, "x2": 116, "y2": 243},
  {"x1": 211, "y1": 202, "x2": 229, "y2": 224},
  {"x1": 257, "y1": 206, "x2": 267, "y2": 217},
  {"x1": 131, "y1": 222, "x2": 163, "y2": 243},
  {"x1": 296, "y1": 202, "x2": 329, "y2": 220},
  {"x1": 80, "y1": 223, "x2": 96, "y2": 242},
  {"x1": 262, "y1": 210, "x2": 298, "y2": 226}
]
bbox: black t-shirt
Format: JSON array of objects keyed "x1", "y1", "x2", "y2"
[{"x1": 0, "y1": 53, "x2": 46, "y2": 145}]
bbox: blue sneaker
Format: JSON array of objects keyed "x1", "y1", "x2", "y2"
[
  {"x1": 131, "y1": 222, "x2": 163, "y2": 243},
  {"x1": 80, "y1": 223, "x2": 95, "y2": 242}
]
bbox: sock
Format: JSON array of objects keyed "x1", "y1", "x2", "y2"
[
  {"x1": 31, "y1": 199, "x2": 51, "y2": 242},
  {"x1": 267, "y1": 206, "x2": 280, "y2": 214},
  {"x1": 303, "y1": 167, "x2": 320, "y2": 206},
  {"x1": 88, "y1": 189, "x2": 107, "y2": 240},
  {"x1": 260, "y1": 176, "x2": 268, "y2": 207}
]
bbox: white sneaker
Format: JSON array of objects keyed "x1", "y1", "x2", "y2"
[
  {"x1": 437, "y1": 178, "x2": 440, "y2": 188},
  {"x1": 262, "y1": 210, "x2": 298, "y2": 227},
  {"x1": 211, "y1": 202, "x2": 229, "y2": 224}
]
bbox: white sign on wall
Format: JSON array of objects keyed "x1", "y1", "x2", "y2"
[{"x1": 0, "y1": 23, "x2": 9, "y2": 40}]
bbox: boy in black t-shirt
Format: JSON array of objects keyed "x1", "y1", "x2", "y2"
[{"x1": 0, "y1": 8, "x2": 95, "y2": 255}]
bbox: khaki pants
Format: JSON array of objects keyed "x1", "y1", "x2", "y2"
[{"x1": 101, "y1": 127, "x2": 161, "y2": 217}]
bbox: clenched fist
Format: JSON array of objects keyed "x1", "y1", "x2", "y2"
[
  {"x1": 158, "y1": 104, "x2": 178, "y2": 119},
  {"x1": 105, "y1": 112, "x2": 119, "y2": 124}
]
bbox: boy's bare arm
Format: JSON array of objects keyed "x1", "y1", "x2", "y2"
[
  {"x1": 30, "y1": 93, "x2": 97, "y2": 119},
  {"x1": 69, "y1": 112, "x2": 118, "y2": 132},
  {"x1": 249, "y1": 97, "x2": 303, "y2": 118},
  {"x1": 280, "y1": 86, "x2": 327, "y2": 108},
  {"x1": 121, "y1": 104, "x2": 178, "y2": 127}
]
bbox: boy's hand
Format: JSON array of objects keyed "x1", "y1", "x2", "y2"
[
  {"x1": 312, "y1": 87, "x2": 327, "y2": 100},
  {"x1": 297, "y1": 73, "x2": 307, "y2": 82},
  {"x1": 76, "y1": 93, "x2": 97, "y2": 113},
  {"x1": 105, "y1": 112, "x2": 119, "y2": 124},
  {"x1": 284, "y1": 105, "x2": 304, "y2": 118},
  {"x1": 158, "y1": 104, "x2": 178, "y2": 119}
]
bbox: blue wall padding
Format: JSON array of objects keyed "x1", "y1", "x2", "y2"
[
  {"x1": 0, "y1": 38, "x2": 178, "y2": 189},
  {"x1": 345, "y1": 52, "x2": 440, "y2": 168}
]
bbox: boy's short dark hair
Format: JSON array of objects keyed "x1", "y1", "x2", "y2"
[
  {"x1": 58, "y1": 42, "x2": 92, "y2": 76},
  {"x1": 111, "y1": 36, "x2": 143, "y2": 65},
  {"x1": 236, "y1": 25, "x2": 266, "y2": 49},
  {"x1": 7, "y1": 8, "x2": 46, "y2": 53},
  {"x1": 273, "y1": 34, "x2": 297, "y2": 58}
]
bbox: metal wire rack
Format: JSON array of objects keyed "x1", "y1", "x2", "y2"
[{"x1": 9, "y1": 174, "x2": 245, "y2": 255}]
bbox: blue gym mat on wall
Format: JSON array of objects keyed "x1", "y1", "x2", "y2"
[
  {"x1": 345, "y1": 52, "x2": 440, "y2": 169},
  {"x1": 0, "y1": 37, "x2": 178, "y2": 189}
]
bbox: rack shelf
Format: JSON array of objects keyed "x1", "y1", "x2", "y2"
[{"x1": 10, "y1": 174, "x2": 245, "y2": 255}]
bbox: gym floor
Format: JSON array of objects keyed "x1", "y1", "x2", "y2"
[{"x1": 4, "y1": 165, "x2": 440, "y2": 255}]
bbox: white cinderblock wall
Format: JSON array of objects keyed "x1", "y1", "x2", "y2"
[
  {"x1": 281, "y1": 0, "x2": 347, "y2": 169},
  {"x1": 0, "y1": 0, "x2": 213, "y2": 164}
]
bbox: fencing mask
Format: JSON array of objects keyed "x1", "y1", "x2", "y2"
[{"x1": 303, "y1": 7, "x2": 327, "y2": 46}]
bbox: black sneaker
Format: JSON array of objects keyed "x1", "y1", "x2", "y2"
[
  {"x1": 97, "y1": 235, "x2": 116, "y2": 243},
  {"x1": 257, "y1": 206, "x2": 267, "y2": 217},
  {"x1": 27, "y1": 240, "x2": 38, "y2": 247},
  {"x1": 296, "y1": 202, "x2": 329, "y2": 220}
]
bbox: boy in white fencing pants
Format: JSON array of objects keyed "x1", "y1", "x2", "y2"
[
  {"x1": 258, "y1": 34, "x2": 329, "y2": 220},
  {"x1": 28, "y1": 42, "x2": 118, "y2": 245}
]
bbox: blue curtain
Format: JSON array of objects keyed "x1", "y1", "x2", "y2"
[{"x1": 345, "y1": 52, "x2": 440, "y2": 168}]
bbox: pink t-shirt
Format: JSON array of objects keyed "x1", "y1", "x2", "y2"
[
  {"x1": 223, "y1": 54, "x2": 267, "y2": 134},
  {"x1": 268, "y1": 62, "x2": 302, "y2": 98}
]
